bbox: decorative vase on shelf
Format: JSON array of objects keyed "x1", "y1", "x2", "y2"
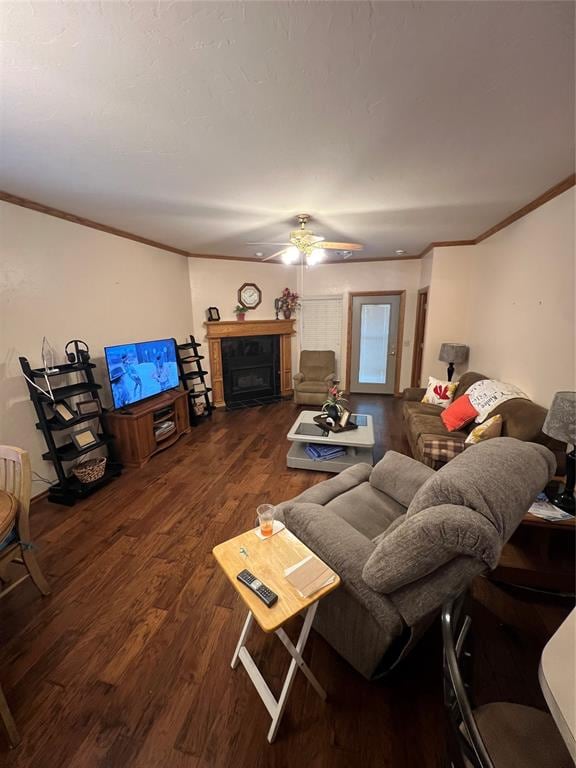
[
  {"x1": 283, "y1": 309, "x2": 292, "y2": 320},
  {"x1": 236, "y1": 313, "x2": 246, "y2": 322}
]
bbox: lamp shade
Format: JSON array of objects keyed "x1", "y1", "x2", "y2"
[
  {"x1": 542, "y1": 391, "x2": 576, "y2": 445},
  {"x1": 439, "y1": 343, "x2": 469, "y2": 364}
]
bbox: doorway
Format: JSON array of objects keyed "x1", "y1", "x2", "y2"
[
  {"x1": 347, "y1": 292, "x2": 405, "y2": 395},
  {"x1": 411, "y1": 287, "x2": 429, "y2": 387}
]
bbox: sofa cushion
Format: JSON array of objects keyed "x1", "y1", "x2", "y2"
[
  {"x1": 362, "y1": 504, "x2": 502, "y2": 593},
  {"x1": 489, "y1": 398, "x2": 547, "y2": 441},
  {"x1": 325, "y1": 482, "x2": 405, "y2": 540},
  {"x1": 295, "y1": 380, "x2": 330, "y2": 394},
  {"x1": 406, "y1": 412, "x2": 468, "y2": 442},
  {"x1": 417, "y1": 434, "x2": 467, "y2": 467},
  {"x1": 465, "y1": 414, "x2": 503, "y2": 445},
  {"x1": 453, "y1": 371, "x2": 488, "y2": 400},
  {"x1": 421, "y1": 376, "x2": 458, "y2": 408},
  {"x1": 403, "y1": 400, "x2": 444, "y2": 419},
  {"x1": 407, "y1": 437, "x2": 556, "y2": 540},
  {"x1": 441, "y1": 395, "x2": 478, "y2": 432},
  {"x1": 369, "y1": 451, "x2": 434, "y2": 508},
  {"x1": 276, "y1": 462, "x2": 372, "y2": 510},
  {"x1": 303, "y1": 365, "x2": 333, "y2": 382}
]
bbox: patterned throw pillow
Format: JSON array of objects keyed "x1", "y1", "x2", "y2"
[
  {"x1": 465, "y1": 414, "x2": 503, "y2": 445},
  {"x1": 421, "y1": 376, "x2": 458, "y2": 409}
]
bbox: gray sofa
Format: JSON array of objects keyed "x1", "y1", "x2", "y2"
[{"x1": 274, "y1": 437, "x2": 555, "y2": 679}]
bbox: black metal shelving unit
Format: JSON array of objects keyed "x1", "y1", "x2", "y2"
[
  {"x1": 175, "y1": 335, "x2": 213, "y2": 426},
  {"x1": 19, "y1": 357, "x2": 122, "y2": 506}
]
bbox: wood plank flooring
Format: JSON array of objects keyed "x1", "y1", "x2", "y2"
[{"x1": 0, "y1": 396, "x2": 572, "y2": 767}]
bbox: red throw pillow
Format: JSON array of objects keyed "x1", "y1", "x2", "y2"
[{"x1": 441, "y1": 395, "x2": 478, "y2": 432}]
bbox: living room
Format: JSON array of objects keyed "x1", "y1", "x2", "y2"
[{"x1": 0, "y1": 2, "x2": 575, "y2": 766}]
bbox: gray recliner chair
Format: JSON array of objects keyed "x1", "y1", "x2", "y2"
[
  {"x1": 274, "y1": 437, "x2": 555, "y2": 679},
  {"x1": 293, "y1": 350, "x2": 337, "y2": 406}
]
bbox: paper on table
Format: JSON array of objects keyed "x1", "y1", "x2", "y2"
[
  {"x1": 528, "y1": 501, "x2": 573, "y2": 522},
  {"x1": 253, "y1": 520, "x2": 285, "y2": 540},
  {"x1": 528, "y1": 493, "x2": 573, "y2": 522},
  {"x1": 284, "y1": 554, "x2": 336, "y2": 598}
]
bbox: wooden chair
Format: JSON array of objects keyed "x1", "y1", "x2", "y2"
[
  {"x1": 0, "y1": 446, "x2": 50, "y2": 599},
  {"x1": 0, "y1": 446, "x2": 51, "y2": 748}
]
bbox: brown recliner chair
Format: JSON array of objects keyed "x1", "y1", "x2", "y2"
[{"x1": 293, "y1": 350, "x2": 337, "y2": 406}]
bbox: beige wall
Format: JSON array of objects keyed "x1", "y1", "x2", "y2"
[
  {"x1": 420, "y1": 246, "x2": 473, "y2": 382},
  {"x1": 298, "y1": 259, "x2": 421, "y2": 392},
  {"x1": 188, "y1": 257, "x2": 295, "y2": 329},
  {"x1": 188, "y1": 257, "x2": 420, "y2": 393},
  {"x1": 421, "y1": 187, "x2": 575, "y2": 406},
  {"x1": 0, "y1": 202, "x2": 193, "y2": 495},
  {"x1": 187, "y1": 257, "x2": 299, "y2": 386},
  {"x1": 419, "y1": 251, "x2": 433, "y2": 288}
]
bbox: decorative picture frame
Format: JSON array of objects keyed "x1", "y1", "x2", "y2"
[
  {"x1": 76, "y1": 399, "x2": 102, "y2": 416},
  {"x1": 70, "y1": 427, "x2": 99, "y2": 451},
  {"x1": 52, "y1": 400, "x2": 76, "y2": 425},
  {"x1": 339, "y1": 409, "x2": 351, "y2": 428},
  {"x1": 207, "y1": 306, "x2": 221, "y2": 321}
]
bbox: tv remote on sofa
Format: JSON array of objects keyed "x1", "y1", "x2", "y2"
[{"x1": 236, "y1": 569, "x2": 278, "y2": 607}]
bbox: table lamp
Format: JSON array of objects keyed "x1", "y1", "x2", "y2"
[
  {"x1": 542, "y1": 391, "x2": 576, "y2": 515},
  {"x1": 439, "y1": 343, "x2": 469, "y2": 382}
]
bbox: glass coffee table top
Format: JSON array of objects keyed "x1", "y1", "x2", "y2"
[{"x1": 287, "y1": 411, "x2": 375, "y2": 448}]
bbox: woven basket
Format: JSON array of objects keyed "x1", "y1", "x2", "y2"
[{"x1": 71, "y1": 456, "x2": 107, "y2": 484}]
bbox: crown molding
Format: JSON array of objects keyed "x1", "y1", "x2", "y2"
[
  {"x1": 1, "y1": 172, "x2": 574, "y2": 265},
  {"x1": 473, "y1": 173, "x2": 575, "y2": 244},
  {"x1": 416, "y1": 173, "x2": 575, "y2": 258}
]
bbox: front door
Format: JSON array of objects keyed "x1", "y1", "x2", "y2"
[{"x1": 349, "y1": 294, "x2": 401, "y2": 394}]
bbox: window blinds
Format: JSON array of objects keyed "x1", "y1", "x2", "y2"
[{"x1": 299, "y1": 296, "x2": 343, "y2": 375}]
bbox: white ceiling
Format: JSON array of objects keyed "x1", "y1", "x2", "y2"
[{"x1": 1, "y1": 1, "x2": 574, "y2": 262}]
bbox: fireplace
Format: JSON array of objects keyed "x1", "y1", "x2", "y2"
[{"x1": 221, "y1": 335, "x2": 281, "y2": 408}]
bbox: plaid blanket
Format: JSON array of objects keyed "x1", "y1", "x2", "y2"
[{"x1": 418, "y1": 434, "x2": 466, "y2": 469}]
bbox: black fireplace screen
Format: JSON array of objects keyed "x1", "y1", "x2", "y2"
[{"x1": 221, "y1": 335, "x2": 281, "y2": 407}]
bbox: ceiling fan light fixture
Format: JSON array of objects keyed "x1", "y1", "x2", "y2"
[
  {"x1": 306, "y1": 248, "x2": 325, "y2": 267},
  {"x1": 282, "y1": 246, "x2": 299, "y2": 265}
]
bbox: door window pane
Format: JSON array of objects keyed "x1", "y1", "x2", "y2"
[{"x1": 358, "y1": 304, "x2": 390, "y2": 384}]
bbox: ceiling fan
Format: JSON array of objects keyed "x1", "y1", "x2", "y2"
[{"x1": 248, "y1": 214, "x2": 363, "y2": 265}]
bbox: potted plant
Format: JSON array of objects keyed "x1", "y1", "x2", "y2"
[
  {"x1": 278, "y1": 288, "x2": 300, "y2": 320},
  {"x1": 322, "y1": 385, "x2": 348, "y2": 422},
  {"x1": 234, "y1": 304, "x2": 248, "y2": 321}
]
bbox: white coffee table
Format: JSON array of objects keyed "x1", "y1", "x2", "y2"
[{"x1": 286, "y1": 410, "x2": 375, "y2": 473}]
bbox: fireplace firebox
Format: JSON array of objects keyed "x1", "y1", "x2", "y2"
[{"x1": 221, "y1": 335, "x2": 281, "y2": 408}]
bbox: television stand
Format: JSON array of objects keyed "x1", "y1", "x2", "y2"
[{"x1": 105, "y1": 389, "x2": 190, "y2": 468}]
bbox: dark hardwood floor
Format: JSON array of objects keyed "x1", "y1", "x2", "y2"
[{"x1": 0, "y1": 396, "x2": 571, "y2": 767}]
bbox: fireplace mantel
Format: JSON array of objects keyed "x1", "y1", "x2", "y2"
[{"x1": 204, "y1": 319, "x2": 296, "y2": 407}]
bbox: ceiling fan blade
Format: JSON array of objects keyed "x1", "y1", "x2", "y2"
[
  {"x1": 262, "y1": 248, "x2": 289, "y2": 262},
  {"x1": 320, "y1": 242, "x2": 364, "y2": 251},
  {"x1": 246, "y1": 242, "x2": 290, "y2": 246}
]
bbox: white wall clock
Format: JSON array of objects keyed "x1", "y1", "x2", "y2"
[{"x1": 238, "y1": 282, "x2": 262, "y2": 310}]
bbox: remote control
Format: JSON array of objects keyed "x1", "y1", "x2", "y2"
[{"x1": 236, "y1": 569, "x2": 278, "y2": 607}]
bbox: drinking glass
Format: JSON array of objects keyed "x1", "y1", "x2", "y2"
[{"x1": 257, "y1": 504, "x2": 275, "y2": 537}]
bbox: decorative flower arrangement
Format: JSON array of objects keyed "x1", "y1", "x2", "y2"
[
  {"x1": 234, "y1": 304, "x2": 248, "y2": 320},
  {"x1": 322, "y1": 385, "x2": 348, "y2": 417},
  {"x1": 276, "y1": 288, "x2": 300, "y2": 319}
]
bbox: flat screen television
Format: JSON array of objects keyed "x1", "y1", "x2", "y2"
[{"x1": 104, "y1": 338, "x2": 180, "y2": 410}]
